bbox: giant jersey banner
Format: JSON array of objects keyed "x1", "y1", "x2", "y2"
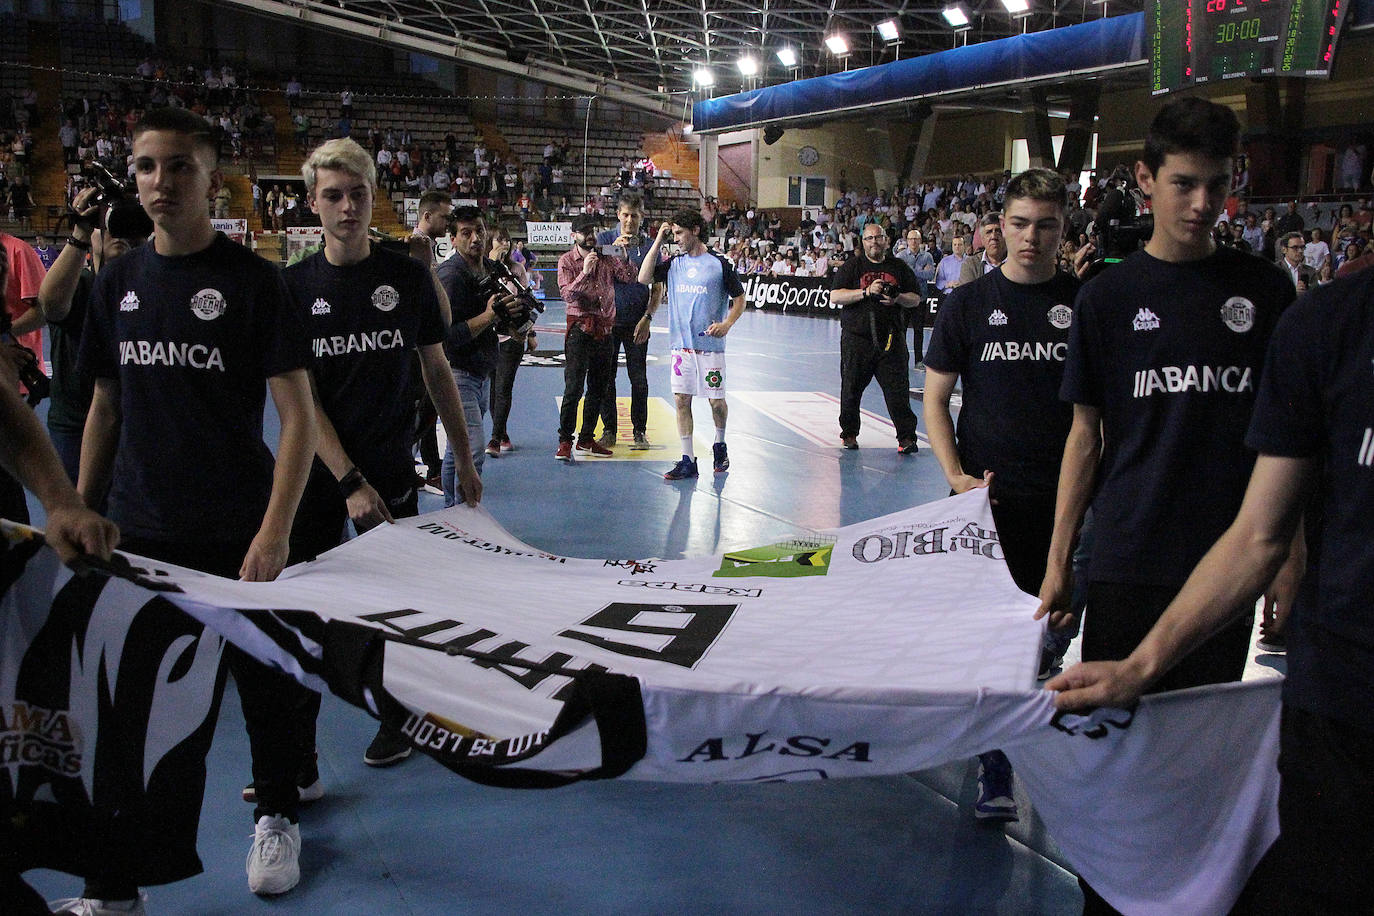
[{"x1": 1, "y1": 491, "x2": 1279, "y2": 913}]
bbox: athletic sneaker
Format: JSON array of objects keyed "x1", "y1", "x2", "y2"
[
  {"x1": 975, "y1": 750, "x2": 1018, "y2": 822},
  {"x1": 246, "y1": 814, "x2": 301, "y2": 896},
  {"x1": 712, "y1": 441, "x2": 729, "y2": 472},
  {"x1": 631, "y1": 432, "x2": 650, "y2": 450},
  {"x1": 664, "y1": 455, "x2": 698, "y2": 480},
  {"x1": 484, "y1": 439, "x2": 501, "y2": 458},
  {"x1": 897, "y1": 438, "x2": 920, "y2": 455},
  {"x1": 500, "y1": 436, "x2": 513, "y2": 452},
  {"x1": 841, "y1": 435, "x2": 858, "y2": 450},
  {"x1": 554, "y1": 441, "x2": 574, "y2": 462},
  {"x1": 1037, "y1": 631, "x2": 1073, "y2": 680},
  {"x1": 363, "y1": 725, "x2": 412, "y2": 767},
  {"x1": 243, "y1": 752, "x2": 324, "y2": 804},
  {"x1": 48, "y1": 893, "x2": 148, "y2": 915},
  {"x1": 597, "y1": 431, "x2": 616, "y2": 449},
  {"x1": 577, "y1": 439, "x2": 613, "y2": 457}
]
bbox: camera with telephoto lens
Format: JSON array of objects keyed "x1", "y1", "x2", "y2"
[
  {"x1": 477, "y1": 259, "x2": 544, "y2": 336},
  {"x1": 0, "y1": 309, "x2": 50, "y2": 406}
]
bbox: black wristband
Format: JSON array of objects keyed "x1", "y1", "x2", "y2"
[
  {"x1": 338, "y1": 467, "x2": 367, "y2": 498},
  {"x1": 66, "y1": 236, "x2": 92, "y2": 251}
]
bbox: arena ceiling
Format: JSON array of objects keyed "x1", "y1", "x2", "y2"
[{"x1": 220, "y1": 0, "x2": 1141, "y2": 115}]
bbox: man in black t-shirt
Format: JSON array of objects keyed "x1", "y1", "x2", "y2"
[
  {"x1": 76, "y1": 107, "x2": 318, "y2": 904},
  {"x1": 36, "y1": 186, "x2": 150, "y2": 491},
  {"x1": 924, "y1": 169, "x2": 1080, "y2": 821},
  {"x1": 436, "y1": 207, "x2": 520, "y2": 507},
  {"x1": 831, "y1": 224, "x2": 923, "y2": 453},
  {"x1": 1037, "y1": 100, "x2": 1298, "y2": 679},
  {"x1": 285, "y1": 138, "x2": 483, "y2": 775},
  {"x1": 1050, "y1": 268, "x2": 1374, "y2": 911}
]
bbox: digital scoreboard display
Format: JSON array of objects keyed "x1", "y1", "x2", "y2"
[{"x1": 1149, "y1": 0, "x2": 1350, "y2": 94}]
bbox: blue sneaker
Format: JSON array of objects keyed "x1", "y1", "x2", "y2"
[
  {"x1": 712, "y1": 441, "x2": 729, "y2": 473},
  {"x1": 974, "y1": 750, "x2": 1018, "y2": 822},
  {"x1": 664, "y1": 455, "x2": 699, "y2": 480}
]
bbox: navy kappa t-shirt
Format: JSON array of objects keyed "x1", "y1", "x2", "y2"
[
  {"x1": 924, "y1": 269, "x2": 1080, "y2": 497},
  {"x1": 79, "y1": 233, "x2": 309, "y2": 543},
  {"x1": 1061, "y1": 246, "x2": 1294, "y2": 587},
  {"x1": 1246, "y1": 270, "x2": 1374, "y2": 731},
  {"x1": 285, "y1": 244, "x2": 445, "y2": 494}
]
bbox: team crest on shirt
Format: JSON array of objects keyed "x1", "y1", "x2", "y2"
[
  {"x1": 1219, "y1": 296, "x2": 1255, "y2": 333},
  {"x1": 189, "y1": 288, "x2": 226, "y2": 321},
  {"x1": 1132, "y1": 308, "x2": 1161, "y2": 332},
  {"x1": 1047, "y1": 305, "x2": 1072, "y2": 330},
  {"x1": 311, "y1": 298, "x2": 331, "y2": 316},
  {"x1": 687, "y1": 266, "x2": 699, "y2": 279},
  {"x1": 119, "y1": 291, "x2": 140, "y2": 312},
  {"x1": 372, "y1": 285, "x2": 400, "y2": 312},
  {"x1": 988, "y1": 309, "x2": 1008, "y2": 326}
]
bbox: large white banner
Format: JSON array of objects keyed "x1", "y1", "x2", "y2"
[{"x1": 1, "y1": 491, "x2": 1280, "y2": 913}]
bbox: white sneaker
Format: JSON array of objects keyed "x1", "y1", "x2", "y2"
[
  {"x1": 47, "y1": 893, "x2": 148, "y2": 915},
  {"x1": 246, "y1": 814, "x2": 301, "y2": 896}
]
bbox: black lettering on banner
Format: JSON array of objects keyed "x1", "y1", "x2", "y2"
[
  {"x1": 469, "y1": 641, "x2": 575, "y2": 691},
  {"x1": 558, "y1": 602, "x2": 737, "y2": 669},
  {"x1": 675, "y1": 731, "x2": 875, "y2": 763}
]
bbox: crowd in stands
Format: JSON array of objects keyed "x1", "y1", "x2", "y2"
[
  {"x1": 705, "y1": 168, "x2": 1374, "y2": 291},
  {"x1": 55, "y1": 57, "x2": 271, "y2": 212}
]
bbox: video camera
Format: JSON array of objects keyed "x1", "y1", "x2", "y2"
[
  {"x1": 72, "y1": 162, "x2": 154, "y2": 240},
  {"x1": 477, "y1": 259, "x2": 544, "y2": 337},
  {"x1": 0, "y1": 309, "x2": 50, "y2": 407}
]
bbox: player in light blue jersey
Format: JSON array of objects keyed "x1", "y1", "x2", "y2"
[{"x1": 637, "y1": 208, "x2": 745, "y2": 479}]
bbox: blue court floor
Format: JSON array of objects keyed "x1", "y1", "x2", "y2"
[{"x1": 25, "y1": 298, "x2": 1282, "y2": 914}]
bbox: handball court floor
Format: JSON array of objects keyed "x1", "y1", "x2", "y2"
[{"x1": 26, "y1": 297, "x2": 1284, "y2": 914}]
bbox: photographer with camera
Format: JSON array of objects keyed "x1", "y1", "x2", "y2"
[
  {"x1": 36, "y1": 184, "x2": 152, "y2": 491},
  {"x1": 831, "y1": 223, "x2": 923, "y2": 454},
  {"x1": 554, "y1": 213, "x2": 638, "y2": 461},
  {"x1": 436, "y1": 206, "x2": 524, "y2": 504}
]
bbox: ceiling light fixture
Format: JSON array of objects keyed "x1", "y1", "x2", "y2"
[{"x1": 824, "y1": 34, "x2": 849, "y2": 55}]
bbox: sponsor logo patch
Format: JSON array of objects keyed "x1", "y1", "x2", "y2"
[
  {"x1": 372, "y1": 285, "x2": 400, "y2": 312},
  {"x1": 311, "y1": 297, "x2": 331, "y2": 316},
  {"x1": 119, "y1": 290, "x2": 140, "y2": 312},
  {"x1": 1219, "y1": 296, "x2": 1255, "y2": 333},
  {"x1": 189, "y1": 288, "x2": 226, "y2": 321},
  {"x1": 988, "y1": 309, "x2": 1009, "y2": 326}
]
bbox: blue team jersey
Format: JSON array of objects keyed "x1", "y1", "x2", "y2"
[{"x1": 653, "y1": 251, "x2": 744, "y2": 353}]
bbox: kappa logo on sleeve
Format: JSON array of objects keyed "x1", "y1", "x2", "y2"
[{"x1": 189, "y1": 288, "x2": 226, "y2": 321}]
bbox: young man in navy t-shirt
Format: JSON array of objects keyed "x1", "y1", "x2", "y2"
[
  {"x1": 1034, "y1": 95, "x2": 1297, "y2": 916},
  {"x1": 1035, "y1": 98, "x2": 1297, "y2": 688},
  {"x1": 924, "y1": 168, "x2": 1080, "y2": 823},
  {"x1": 1050, "y1": 266, "x2": 1374, "y2": 910},
  {"x1": 76, "y1": 107, "x2": 317, "y2": 904},
  {"x1": 285, "y1": 138, "x2": 481, "y2": 775}
]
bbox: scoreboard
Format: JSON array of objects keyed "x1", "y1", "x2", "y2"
[{"x1": 1149, "y1": 0, "x2": 1351, "y2": 94}]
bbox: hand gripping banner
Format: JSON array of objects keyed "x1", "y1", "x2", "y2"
[{"x1": 0, "y1": 490, "x2": 1281, "y2": 913}]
